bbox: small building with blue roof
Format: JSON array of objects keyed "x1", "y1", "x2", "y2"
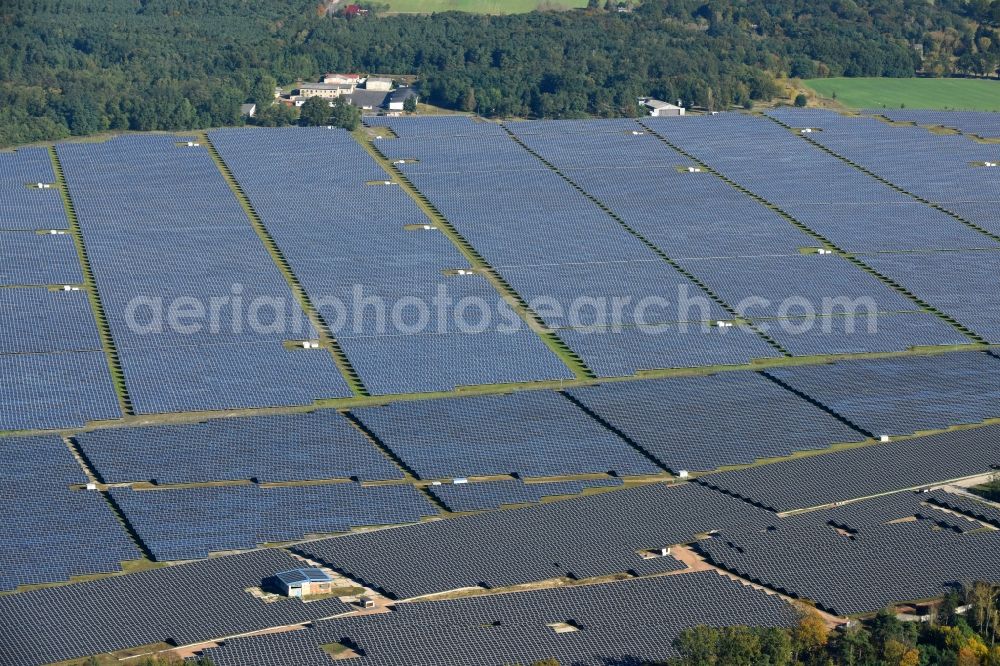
[{"x1": 272, "y1": 567, "x2": 333, "y2": 598}]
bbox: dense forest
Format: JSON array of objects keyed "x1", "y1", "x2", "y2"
[{"x1": 1, "y1": 0, "x2": 999, "y2": 146}]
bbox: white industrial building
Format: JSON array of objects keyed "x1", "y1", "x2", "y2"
[{"x1": 643, "y1": 99, "x2": 685, "y2": 116}]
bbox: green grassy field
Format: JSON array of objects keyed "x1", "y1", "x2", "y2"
[
  {"x1": 804, "y1": 77, "x2": 1000, "y2": 111},
  {"x1": 383, "y1": 0, "x2": 589, "y2": 13}
]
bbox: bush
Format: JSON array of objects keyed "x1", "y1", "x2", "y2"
[{"x1": 794, "y1": 93, "x2": 808, "y2": 107}]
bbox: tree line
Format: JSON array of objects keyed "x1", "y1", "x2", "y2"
[
  {"x1": 527, "y1": 581, "x2": 1000, "y2": 666},
  {"x1": 1, "y1": 0, "x2": 999, "y2": 147}
]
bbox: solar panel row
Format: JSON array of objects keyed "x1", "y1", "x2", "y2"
[
  {"x1": 0, "y1": 548, "x2": 354, "y2": 666},
  {"x1": 349, "y1": 390, "x2": 662, "y2": 479},
  {"x1": 565, "y1": 371, "x2": 868, "y2": 472},
  {"x1": 699, "y1": 424, "x2": 1000, "y2": 512},
  {"x1": 75, "y1": 410, "x2": 402, "y2": 484},
  {"x1": 294, "y1": 483, "x2": 773, "y2": 599},
  {"x1": 696, "y1": 490, "x2": 1000, "y2": 615},
  {"x1": 427, "y1": 477, "x2": 624, "y2": 512},
  {"x1": 0, "y1": 435, "x2": 140, "y2": 591},
  {"x1": 210, "y1": 126, "x2": 573, "y2": 395},
  {"x1": 0, "y1": 148, "x2": 68, "y2": 231},
  {"x1": 199, "y1": 572, "x2": 799, "y2": 666},
  {"x1": 867, "y1": 109, "x2": 1000, "y2": 138},
  {"x1": 56, "y1": 135, "x2": 353, "y2": 413},
  {"x1": 110, "y1": 482, "x2": 437, "y2": 561}
]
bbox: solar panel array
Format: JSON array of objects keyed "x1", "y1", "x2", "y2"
[
  {"x1": 336, "y1": 330, "x2": 573, "y2": 395},
  {"x1": 675, "y1": 254, "x2": 911, "y2": 317},
  {"x1": 0, "y1": 147, "x2": 68, "y2": 231},
  {"x1": 210, "y1": 126, "x2": 572, "y2": 394},
  {"x1": 370, "y1": 119, "x2": 780, "y2": 377},
  {"x1": 0, "y1": 547, "x2": 353, "y2": 666},
  {"x1": 505, "y1": 119, "x2": 816, "y2": 260},
  {"x1": 507, "y1": 117, "x2": 974, "y2": 359},
  {"x1": 427, "y1": 477, "x2": 623, "y2": 512},
  {"x1": 862, "y1": 250, "x2": 1000, "y2": 342},
  {"x1": 365, "y1": 115, "x2": 490, "y2": 138},
  {"x1": 757, "y1": 311, "x2": 971, "y2": 356},
  {"x1": 109, "y1": 482, "x2": 437, "y2": 561},
  {"x1": 294, "y1": 483, "x2": 773, "y2": 599},
  {"x1": 0, "y1": 153, "x2": 120, "y2": 431},
  {"x1": 766, "y1": 352, "x2": 1000, "y2": 436},
  {"x1": 0, "y1": 288, "x2": 102, "y2": 354},
  {"x1": 56, "y1": 134, "x2": 351, "y2": 413},
  {"x1": 696, "y1": 491, "x2": 1000, "y2": 615},
  {"x1": 75, "y1": 410, "x2": 401, "y2": 484},
  {"x1": 496, "y1": 260, "x2": 730, "y2": 328},
  {"x1": 199, "y1": 572, "x2": 798, "y2": 666},
  {"x1": 0, "y1": 232, "x2": 83, "y2": 285},
  {"x1": 6, "y1": 114, "x2": 1000, "y2": 662},
  {"x1": 349, "y1": 391, "x2": 662, "y2": 479},
  {"x1": 866, "y1": 109, "x2": 1000, "y2": 138},
  {"x1": 650, "y1": 113, "x2": 998, "y2": 249},
  {"x1": 116, "y1": 342, "x2": 351, "y2": 414},
  {"x1": 925, "y1": 490, "x2": 1000, "y2": 528},
  {"x1": 810, "y1": 490, "x2": 988, "y2": 532},
  {"x1": 768, "y1": 108, "x2": 1000, "y2": 239},
  {"x1": 0, "y1": 435, "x2": 140, "y2": 591},
  {"x1": 566, "y1": 372, "x2": 868, "y2": 472},
  {"x1": 699, "y1": 425, "x2": 1000, "y2": 512},
  {"x1": 0, "y1": 350, "x2": 121, "y2": 431},
  {"x1": 554, "y1": 324, "x2": 781, "y2": 377}
]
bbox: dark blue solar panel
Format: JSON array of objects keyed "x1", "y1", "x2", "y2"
[
  {"x1": 0, "y1": 288, "x2": 102, "y2": 353},
  {"x1": 567, "y1": 372, "x2": 867, "y2": 472},
  {"x1": 765, "y1": 109, "x2": 1000, "y2": 237},
  {"x1": 779, "y1": 201, "x2": 998, "y2": 253},
  {"x1": 0, "y1": 435, "x2": 140, "y2": 590},
  {"x1": 117, "y1": 342, "x2": 351, "y2": 415},
  {"x1": 0, "y1": 352, "x2": 121, "y2": 431},
  {"x1": 759, "y1": 312, "x2": 972, "y2": 356},
  {"x1": 505, "y1": 119, "x2": 816, "y2": 259},
  {"x1": 350, "y1": 391, "x2": 661, "y2": 479},
  {"x1": 209, "y1": 127, "x2": 573, "y2": 393},
  {"x1": 199, "y1": 571, "x2": 796, "y2": 666},
  {"x1": 429, "y1": 477, "x2": 624, "y2": 512},
  {"x1": 676, "y1": 254, "x2": 916, "y2": 318},
  {"x1": 337, "y1": 331, "x2": 574, "y2": 395},
  {"x1": 868, "y1": 110, "x2": 1000, "y2": 138},
  {"x1": 864, "y1": 109, "x2": 1000, "y2": 139},
  {"x1": 862, "y1": 250, "x2": 1000, "y2": 342},
  {"x1": 365, "y1": 115, "x2": 494, "y2": 138},
  {"x1": 76, "y1": 410, "x2": 402, "y2": 483},
  {"x1": 645, "y1": 113, "x2": 910, "y2": 205},
  {"x1": 496, "y1": 261, "x2": 729, "y2": 328},
  {"x1": 699, "y1": 425, "x2": 1000, "y2": 512},
  {"x1": 696, "y1": 488, "x2": 1000, "y2": 615},
  {"x1": 56, "y1": 135, "x2": 351, "y2": 410},
  {"x1": 110, "y1": 483, "x2": 437, "y2": 561},
  {"x1": 0, "y1": 232, "x2": 82, "y2": 286},
  {"x1": 2, "y1": 434, "x2": 86, "y2": 484},
  {"x1": 766, "y1": 351, "x2": 1000, "y2": 436},
  {"x1": 555, "y1": 324, "x2": 781, "y2": 378},
  {"x1": 0, "y1": 548, "x2": 354, "y2": 666},
  {"x1": 0, "y1": 148, "x2": 68, "y2": 231}
]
